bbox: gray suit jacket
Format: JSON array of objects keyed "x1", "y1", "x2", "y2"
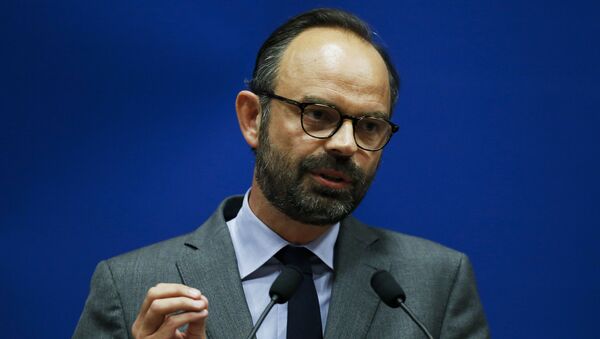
[{"x1": 74, "y1": 196, "x2": 489, "y2": 338}]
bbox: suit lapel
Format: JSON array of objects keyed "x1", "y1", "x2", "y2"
[
  {"x1": 324, "y1": 217, "x2": 389, "y2": 339},
  {"x1": 176, "y1": 197, "x2": 254, "y2": 339}
]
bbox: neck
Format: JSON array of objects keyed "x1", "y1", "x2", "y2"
[{"x1": 248, "y1": 179, "x2": 332, "y2": 245}]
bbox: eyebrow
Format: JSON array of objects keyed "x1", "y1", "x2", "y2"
[{"x1": 301, "y1": 95, "x2": 390, "y2": 120}]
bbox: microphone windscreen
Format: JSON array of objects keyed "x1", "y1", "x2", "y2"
[
  {"x1": 269, "y1": 265, "x2": 304, "y2": 304},
  {"x1": 371, "y1": 270, "x2": 406, "y2": 308}
]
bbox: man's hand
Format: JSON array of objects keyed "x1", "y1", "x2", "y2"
[{"x1": 132, "y1": 283, "x2": 209, "y2": 339}]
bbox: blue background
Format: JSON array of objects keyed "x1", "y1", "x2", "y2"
[{"x1": 2, "y1": 1, "x2": 599, "y2": 338}]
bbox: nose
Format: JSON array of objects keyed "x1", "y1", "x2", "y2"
[{"x1": 324, "y1": 120, "x2": 358, "y2": 157}]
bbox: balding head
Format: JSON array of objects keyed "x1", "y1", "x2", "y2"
[{"x1": 249, "y1": 8, "x2": 400, "y2": 112}]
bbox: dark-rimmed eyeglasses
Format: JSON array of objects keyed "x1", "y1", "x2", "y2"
[{"x1": 256, "y1": 91, "x2": 399, "y2": 151}]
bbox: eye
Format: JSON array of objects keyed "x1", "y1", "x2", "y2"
[
  {"x1": 358, "y1": 118, "x2": 384, "y2": 134},
  {"x1": 303, "y1": 105, "x2": 339, "y2": 125},
  {"x1": 305, "y1": 109, "x2": 324, "y2": 120}
]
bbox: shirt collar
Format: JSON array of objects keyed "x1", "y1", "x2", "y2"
[{"x1": 227, "y1": 189, "x2": 339, "y2": 279}]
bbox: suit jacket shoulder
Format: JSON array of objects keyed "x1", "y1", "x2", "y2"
[
  {"x1": 328, "y1": 216, "x2": 490, "y2": 338},
  {"x1": 74, "y1": 196, "x2": 254, "y2": 339}
]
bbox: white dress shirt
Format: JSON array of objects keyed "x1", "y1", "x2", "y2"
[{"x1": 226, "y1": 190, "x2": 340, "y2": 339}]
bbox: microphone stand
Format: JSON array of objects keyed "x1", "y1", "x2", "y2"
[
  {"x1": 397, "y1": 300, "x2": 434, "y2": 339},
  {"x1": 245, "y1": 296, "x2": 278, "y2": 339}
]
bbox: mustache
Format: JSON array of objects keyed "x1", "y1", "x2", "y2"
[{"x1": 299, "y1": 153, "x2": 366, "y2": 185}]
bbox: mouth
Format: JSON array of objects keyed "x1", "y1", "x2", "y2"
[{"x1": 310, "y1": 168, "x2": 352, "y2": 189}]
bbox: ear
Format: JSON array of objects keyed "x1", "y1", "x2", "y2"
[{"x1": 236, "y1": 90, "x2": 262, "y2": 149}]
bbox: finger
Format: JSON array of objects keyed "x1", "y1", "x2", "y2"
[
  {"x1": 142, "y1": 297, "x2": 207, "y2": 334},
  {"x1": 152, "y1": 310, "x2": 208, "y2": 339},
  {"x1": 185, "y1": 295, "x2": 209, "y2": 338},
  {"x1": 140, "y1": 283, "x2": 202, "y2": 317},
  {"x1": 134, "y1": 284, "x2": 201, "y2": 337}
]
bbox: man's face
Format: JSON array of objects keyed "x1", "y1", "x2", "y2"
[{"x1": 254, "y1": 27, "x2": 392, "y2": 226}]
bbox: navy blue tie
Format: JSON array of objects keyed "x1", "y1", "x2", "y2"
[{"x1": 276, "y1": 246, "x2": 323, "y2": 339}]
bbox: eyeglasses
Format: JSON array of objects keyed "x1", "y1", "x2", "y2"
[{"x1": 256, "y1": 91, "x2": 399, "y2": 151}]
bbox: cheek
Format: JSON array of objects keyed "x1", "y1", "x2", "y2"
[
  {"x1": 268, "y1": 114, "x2": 316, "y2": 149},
  {"x1": 357, "y1": 152, "x2": 381, "y2": 175}
]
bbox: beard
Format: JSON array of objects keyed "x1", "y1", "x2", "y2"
[{"x1": 254, "y1": 123, "x2": 378, "y2": 226}]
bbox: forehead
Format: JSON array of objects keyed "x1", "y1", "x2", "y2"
[{"x1": 276, "y1": 27, "x2": 391, "y2": 115}]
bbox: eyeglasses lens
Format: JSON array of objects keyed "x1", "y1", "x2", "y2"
[
  {"x1": 301, "y1": 104, "x2": 390, "y2": 150},
  {"x1": 301, "y1": 105, "x2": 340, "y2": 137}
]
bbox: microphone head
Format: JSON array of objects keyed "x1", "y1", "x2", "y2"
[
  {"x1": 370, "y1": 270, "x2": 406, "y2": 308},
  {"x1": 269, "y1": 265, "x2": 304, "y2": 304}
]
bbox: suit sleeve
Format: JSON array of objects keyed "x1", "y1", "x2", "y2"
[
  {"x1": 73, "y1": 260, "x2": 129, "y2": 339},
  {"x1": 439, "y1": 254, "x2": 490, "y2": 339}
]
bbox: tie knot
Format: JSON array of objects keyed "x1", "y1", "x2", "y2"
[{"x1": 276, "y1": 246, "x2": 315, "y2": 274}]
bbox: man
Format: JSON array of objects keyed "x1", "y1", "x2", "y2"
[{"x1": 74, "y1": 8, "x2": 489, "y2": 339}]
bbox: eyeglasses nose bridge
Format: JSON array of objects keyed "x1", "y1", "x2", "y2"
[{"x1": 329, "y1": 118, "x2": 358, "y2": 145}]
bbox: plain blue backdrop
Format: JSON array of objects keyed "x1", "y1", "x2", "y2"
[{"x1": 2, "y1": 1, "x2": 599, "y2": 338}]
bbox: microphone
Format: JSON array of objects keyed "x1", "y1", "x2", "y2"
[
  {"x1": 245, "y1": 265, "x2": 304, "y2": 339},
  {"x1": 371, "y1": 270, "x2": 435, "y2": 339}
]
